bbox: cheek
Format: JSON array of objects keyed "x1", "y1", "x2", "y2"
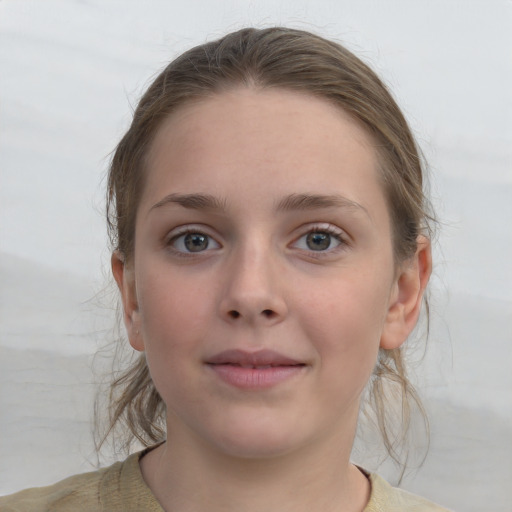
[
  {"x1": 135, "y1": 267, "x2": 215, "y2": 361},
  {"x1": 295, "y1": 269, "x2": 391, "y2": 372},
  {"x1": 134, "y1": 270, "x2": 212, "y2": 409}
]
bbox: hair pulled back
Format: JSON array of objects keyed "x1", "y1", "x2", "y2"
[{"x1": 104, "y1": 27, "x2": 434, "y2": 467}]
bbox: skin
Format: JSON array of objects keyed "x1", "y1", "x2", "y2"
[{"x1": 113, "y1": 88, "x2": 431, "y2": 512}]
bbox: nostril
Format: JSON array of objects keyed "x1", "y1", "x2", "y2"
[{"x1": 226, "y1": 309, "x2": 277, "y2": 320}]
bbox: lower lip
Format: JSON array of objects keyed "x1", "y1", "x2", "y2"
[{"x1": 207, "y1": 364, "x2": 305, "y2": 389}]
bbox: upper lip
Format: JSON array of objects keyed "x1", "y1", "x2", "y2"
[{"x1": 206, "y1": 349, "x2": 304, "y2": 367}]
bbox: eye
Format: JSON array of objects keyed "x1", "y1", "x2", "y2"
[
  {"x1": 292, "y1": 227, "x2": 344, "y2": 252},
  {"x1": 169, "y1": 231, "x2": 220, "y2": 253}
]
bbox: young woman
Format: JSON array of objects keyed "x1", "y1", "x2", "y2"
[{"x1": 0, "y1": 27, "x2": 449, "y2": 511}]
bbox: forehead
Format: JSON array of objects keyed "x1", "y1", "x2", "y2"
[
  {"x1": 142, "y1": 88, "x2": 386, "y2": 223},
  {"x1": 149, "y1": 88, "x2": 374, "y2": 161}
]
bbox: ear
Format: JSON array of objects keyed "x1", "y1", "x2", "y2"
[
  {"x1": 111, "y1": 251, "x2": 145, "y2": 351},
  {"x1": 380, "y1": 236, "x2": 432, "y2": 350}
]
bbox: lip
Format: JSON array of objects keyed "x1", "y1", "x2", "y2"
[
  {"x1": 205, "y1": 349, "x2": 306, "y2": 389},
  {"x1": 207, "y1": 349, "x2": 303, "y2": 367}
]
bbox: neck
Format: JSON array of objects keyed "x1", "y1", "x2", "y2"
[{"x1": 140, "y1": 422, "x2": 370, "y2": 512}]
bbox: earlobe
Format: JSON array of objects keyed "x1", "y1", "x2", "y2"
[
  {"x1": 380, "y1": 236, "x2": 432, "y2": 350},
  {"x1": 111, "y1": 251, "x2": 145, "y2": 352}
]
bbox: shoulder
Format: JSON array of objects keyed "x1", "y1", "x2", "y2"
[
  {"x1": 365, "y1": 472, "x2": 452, "y2": 512},
  {"x1": 0, "y1": 451, "x2": 163, "y2": 512},
  {"x1": 0, "y1": 467, "x2": 107, "y2": 512}
]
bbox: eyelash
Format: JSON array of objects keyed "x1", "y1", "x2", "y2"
[
  {"x1": 291, "y1": 224, "x2": 349, "y2": 257},
  {"x1": 165, "y1": 224, "x2": 349, "y2": 257},
  {"x1": 165, "y1": 227, "x2": 221, "y2": 257}
]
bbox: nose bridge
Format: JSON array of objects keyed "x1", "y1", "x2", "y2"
[{"x1": 219, "y1": 233, "x2": 287, "y2": 324}]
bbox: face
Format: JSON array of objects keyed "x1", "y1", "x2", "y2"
[{"x1": 115, "y1": 88, "x2": 426, "y2": 460}]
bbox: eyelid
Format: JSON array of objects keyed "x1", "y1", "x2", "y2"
[
  {"x1": 165, "y1": 225, "x2": 222, "y2": 255},
  {"x1": 290, "y1": 223, "x2": 350, "y2": 253}
]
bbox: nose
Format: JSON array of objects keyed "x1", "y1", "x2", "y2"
[{"x1": 218, "y1": 243, "x2": 288, "y2": 326}]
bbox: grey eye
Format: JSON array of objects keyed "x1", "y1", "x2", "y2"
[
  {"x1": 292, "y1": 228, "x2": 343, "y2": 253},
  {"x1": 306, "y1": 232, "x2": 332, "y2": 251},
  {"x1": 184, "y1": 233, "x2": 209, "y2": 252},
  {"x1": 170, "y1": 231, "x2": 220, "y2": 253}
]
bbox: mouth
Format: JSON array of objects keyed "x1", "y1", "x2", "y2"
[{"x1": 205, "y1": 349, "x2": 306, "y2": 389}]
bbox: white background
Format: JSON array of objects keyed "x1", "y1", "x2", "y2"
[{"x1": 1, "y1": 1, "x2": 511, "y2": 510}]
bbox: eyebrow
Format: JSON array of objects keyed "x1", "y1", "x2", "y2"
[
  {"x1": 149, "y1": 193, "x2": 227, "y2": 213},
  {"x1": 276, "y1": 193, "x2": 370, "y2": 217},
  {"x1": 149, "y1": 192, "x2": 369, "y2": 218}
]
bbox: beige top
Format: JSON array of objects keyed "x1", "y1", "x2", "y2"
[{"x1": 0, "y1": 449, "x2": 450, "y2": 511}]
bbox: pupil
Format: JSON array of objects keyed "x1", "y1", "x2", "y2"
[
  {"x1": 307, "y1": 232, "x2": 330, "y2": 251},
  {"x1": 184, "y1": 233, "x2": 208, "y2": 252}
]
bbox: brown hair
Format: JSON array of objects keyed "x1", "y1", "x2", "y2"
[{"x1": 102, "y1": 27, "x2": 434, "y2": 468}]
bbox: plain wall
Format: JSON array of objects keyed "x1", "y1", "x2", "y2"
[{"x1": 1, "y1": 1, "x2": 511, "y2": 510}]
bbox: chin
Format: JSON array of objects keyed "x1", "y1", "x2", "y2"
[{"x1": 206, "y1": 415, "x2": 307, "y2": 460}]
